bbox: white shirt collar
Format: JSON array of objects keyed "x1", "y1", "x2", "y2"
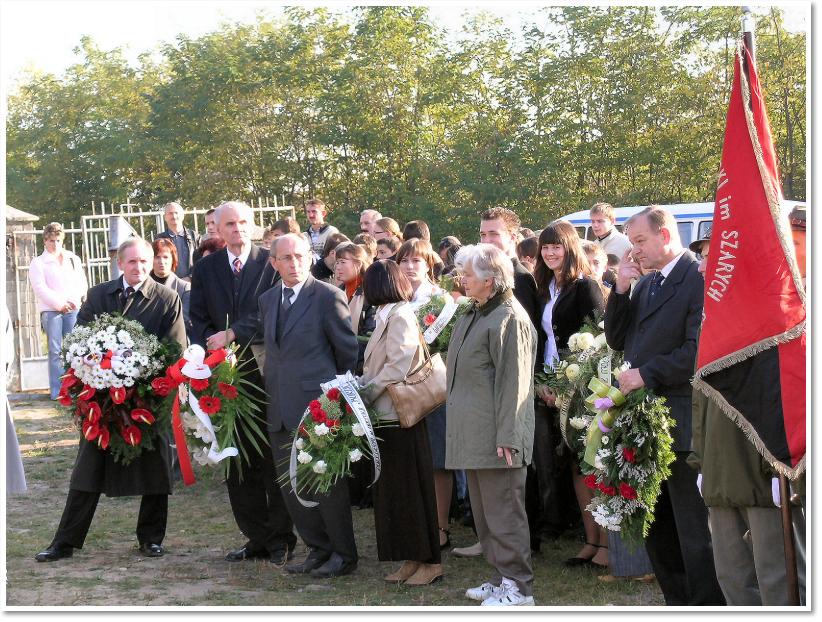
[
  {"x1": 281, "y1": 279, "x2": 306, "y2": 304},
  {"x1": 377, "y1": 302, "x2": 398, "y2": 324},
  {"x1": 227, "y1": 245, "x2": 252, "y2": 270},
  {"x1": 659, "y1": 250, "x2": 686, "y2": 280},
  {"x1": 121, "y1": 275, "x2": 146, "y2": 292}
]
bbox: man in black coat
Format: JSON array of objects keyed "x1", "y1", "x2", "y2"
[
  {"x1": 260, "y1": 233, "x2": 360, "y2": 578},
  {"x1": 604, "y1": 206, "x2": 724, "y2": 606},
  {"x1": 189, "y1": 201, "x2": 296, "y2": 564},
  {"x1": 155, "y1": 202, "x2": 201, "y2": 281},
  {"x1": 35, "y1": 238, "x2": 187, "y2": 562}
]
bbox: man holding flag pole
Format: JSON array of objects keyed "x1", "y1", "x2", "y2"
[{"x1": 691, "y1": 9, "x2": 806, "y2": 607}]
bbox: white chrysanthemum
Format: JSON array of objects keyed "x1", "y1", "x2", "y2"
[
  {"x1": 123, "y1": 377, "x2": 135, "y2": 387},
  {"x1": 314, "y1": 423, "x2": 330, "y2": 437},
  {"x1": 349, "y1": 448, "x2": 363, "y2": 462},
  {"x1": 569, "y1": 416, "x2": 587, "y2": 430},
  {"x1": 111, "y1": 376, "x2": 124, "y2": 388},
  {"x1": 295, "y1": 438, "x2": 306, "y2": 450},
  {"x1": 568, "y1": 334, "x2": 580, "y2": 352},
  {"x1": 577, "y1": 332, "x2": 595, "y2": 350},
  {"x1": 594, "y1": 333, "x2": 608, "y2": 350},
  {"x1": 351, "y1": 423, "x2": 365, "y2": 437},
  {"x1": 312, "y1": 460, "x2": 327, "y2": 474},
  {"x1": 565, "y1": 364, "x2": 581, "y2": 381},
  {"x1": 297, "y1": 450, "x2": 312, "y2": 464},
  {"x1": 594, "y1": 454, "x2": 605, "y2": 470},
  {"x1": 601, "y1": 435, "x2": 609, "y2": 445}
]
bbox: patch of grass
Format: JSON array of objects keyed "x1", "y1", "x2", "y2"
[{"x1": 7, "y1": 401, "x2": 664, "y2": 607}]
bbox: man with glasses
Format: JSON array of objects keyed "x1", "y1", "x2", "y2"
[{"x1": 28, "y1": 222, "x2": 88, "y2": 400}]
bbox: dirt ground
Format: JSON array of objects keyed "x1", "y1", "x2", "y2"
[{"x1": 5, "y1": 397, "x2": 664, "y2": 607}]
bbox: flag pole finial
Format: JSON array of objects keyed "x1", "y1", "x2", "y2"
[{"x1": 742, "y1": 6, "x2": 756, "y2": 60}]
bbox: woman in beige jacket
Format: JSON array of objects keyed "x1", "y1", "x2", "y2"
[
  {"x1": 445, "y1": 244, "x2": 537, "y2": 607},
  {"x1": 357, "y1": 260, "x2": 442, "y2": 586}
]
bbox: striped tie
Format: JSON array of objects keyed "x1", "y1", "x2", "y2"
[{"x1": 232, "y1": 257, "x2": 242, "y2": 276}]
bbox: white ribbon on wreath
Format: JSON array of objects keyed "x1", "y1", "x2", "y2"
[{"x1": 423, "y1": 300, "x2": 459, "y2": 344}]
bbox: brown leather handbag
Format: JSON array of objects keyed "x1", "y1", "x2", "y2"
[{"x1": 386, "y1": 330, "x2": 447, "y2": 428}]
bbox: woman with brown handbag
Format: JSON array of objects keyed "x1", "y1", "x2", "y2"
[{"x1": 356, "y1": 260, "x2": 442, "y2": 586}]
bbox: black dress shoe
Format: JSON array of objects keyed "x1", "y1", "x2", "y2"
[
  {"x1": 309, "y1": 552, "x2": 357, "y2": 578},
  {"x1": 225, "y1": 546, "x2": 268, "y2": 562},
  {"x1": 139, "y1": 543, "x2": 165, "y2": 557},
  {"x1": 35, "y1": 543, "x2": 73, "y2": 562},
  {"x1": 269, "y1": 548, "x2": 296, "y2": 565},
  {"x1": 285, "y1": 550, "x2": 330, "y2": 574}
]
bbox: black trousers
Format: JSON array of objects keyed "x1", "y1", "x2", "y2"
[
  {"x1": 53, "y1": 489, "x2": 167, "y2": 548},
  {"x1": 271, "y1": 427, "x2": 358, "y2": 564},
  {"x1": 644, "y1": 452, "x2": 726, "y2": 605},
  {"x1": 225, "y1": 421, "x2": 297, "y2": 555}
]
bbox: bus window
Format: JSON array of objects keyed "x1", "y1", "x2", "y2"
[
  {"x1": 677, "y1": 221, "x2": 693, "y2": 247},
  {"x1": 698, "y1": 220, "x2": 713, "y2": 239},
  {"x1": 574, "y1": 226, "x2": 586, "y2": 239},
  {"x1": 615, "y1": 224, "x2": 625, "y2": 233},
  {"x1": 586, "y1": 227, "x2": 596, "y2": 241}
]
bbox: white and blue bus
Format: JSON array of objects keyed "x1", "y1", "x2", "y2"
[{"x1": 561, "y1": 201, "x2": 803, "y2": 248}]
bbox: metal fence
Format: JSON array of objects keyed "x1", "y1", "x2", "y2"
[{"x1": 10, "y1": 199, "x2": 295, "y2": 390}]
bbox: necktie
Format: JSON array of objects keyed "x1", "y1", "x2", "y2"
[
  {"x1": 648, "y1": 272, "x2": 665, "y2": 298},
  {"x1": 232, "y1": 257, "x2": 243, "y2": 276},
  {"x1": 120, "y1": 286, "x2": 135, "y2": 310},
  {"x1": 282, "y1": 288, "x2": 294, "y2": 312}
]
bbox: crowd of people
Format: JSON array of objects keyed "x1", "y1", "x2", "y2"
[{"x1": 23, "y1": 197, "x2": 807, "y2": 607}]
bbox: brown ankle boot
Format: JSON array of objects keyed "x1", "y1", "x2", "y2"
[
  {"x1": 404, "y1": 563, "x2": 443, "y2": 586},
  {"x1": 384, "y1": 560, "x2": 421, "y2": 583}
]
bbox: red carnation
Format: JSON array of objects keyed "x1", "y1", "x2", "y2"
[
  {"x1": 424, "y1": 313, "x2": 437, "y2": 326},
  {"x1": 131, "y1": 408, "x2": 155, "y2": 425},
  {"x1": 151, "y1": 376, "x2": 172, "y2": 397},
  {"x1": 97, "y1": 427, "x2": 110, "y2": 450},
  {"x1": 109, "y1": 386, "x2": 126, "y2": 404},
  {"x1": 57, "y1": 390, "x2": 74, "y2": 407},
  {"x1": 190, "y1": 377, "x2": 210, "y2": 391},
  {"x1": 619, "y1": 483, "x2": 638, "y2": 500},
  {"x1": 308, "y1": 399, "x2": 322, "y2": 412},
  {"x1": 218, "y1": 382, "x2": 238, "y2": 399},
  {"x1": 199, "y1": 395, "x2": 222, "y2": 415},
  {"x1": 344, "y1": 403, "x2": 353, "y2": 414},
  {"x1": 82, "y1": 420, "x2": 100, "y2": 441},
  {"x1": 583, "y1": 474, "x2": 598, "y2": 489},
  {"x1": 77, "y1": 384, "x2": 96, "y2": 401},
  {"x1": 122, "y1": 425, "x2": 142, "y2": 446},
  {"x1": 311, "y1": 409, "x2": 326, "y2": 424},
  {"x1": 326, "y1": 388, "x2": 341, "y2": 401},
  {"x1": 87, "y1": 401, "x2": 102, "y2": 423},
  {"x1": 599, "y1": 483, "x2": 617, "y2": 496},
  {"x1": 622, "y1": 447, "x2": 637, "y2": 463}
]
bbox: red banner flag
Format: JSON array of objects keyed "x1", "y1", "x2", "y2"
[{"x1": 693, "y1": 42, "x2": 806, "y2": 479}]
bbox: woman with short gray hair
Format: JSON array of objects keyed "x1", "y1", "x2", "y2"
[{"x1": 445, "y1": 243, "x2": 537, "y2": 607}]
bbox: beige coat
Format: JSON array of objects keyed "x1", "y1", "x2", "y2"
[
  {"x1": 444, "y1": 289, "x2": 537, "y2": 469},
  {"x1": 358, "y1": 302, "x2": 424, "y2": 422}
]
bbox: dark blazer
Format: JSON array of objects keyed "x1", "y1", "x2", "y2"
[
  {"x1": 152, "y1": 271, "x2": 191, "y2": 336},
  {"x1": 189, "y1": 245, "x2": 270, "y2": 351},
  {"x1": 260, "y1": 275, "x2": 358, "y2": 433},
  {"x1": 156, "y1": 227, "x2": 201, "y2": 279},
  {"x1": 604, "y1": 252, "x2": 703, "y2": 450},
  {"x1": 536, "y1": 276, "x2": 604, "y2": 370},
  {"x1": 70, "y1": 277, "x2": 187, "y2": 496},
  {"x1": 512, "y1": 257, "x2": 540, "y2": 329}
]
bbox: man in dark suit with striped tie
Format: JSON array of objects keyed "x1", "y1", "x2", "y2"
[
  {"x1": 35, "y1": 238, "x2": 187, "y2": 562},
  {"x1": 190, "y1": 201, "x2": 296, "y2": 565},
  {"x1": 605, "y1": 206, "x2": 724, "y2": 606}
]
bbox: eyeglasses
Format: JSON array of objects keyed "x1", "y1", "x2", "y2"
[{"x1": 695, "y1": 253, "x2": 706, "y2": 261}]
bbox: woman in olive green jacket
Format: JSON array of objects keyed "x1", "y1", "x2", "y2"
[{"x1": 444, "y1": 244, "x2": 537, "y2": 607}]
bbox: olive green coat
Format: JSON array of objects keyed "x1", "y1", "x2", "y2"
[{"x1": 444, "y1": 289, "x2": 537, "y2": 470}]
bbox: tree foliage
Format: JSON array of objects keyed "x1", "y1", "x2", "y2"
[{"x1": 6, "y1": 6, "x2": 806, "y2": 241}]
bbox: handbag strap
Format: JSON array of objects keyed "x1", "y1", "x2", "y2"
[{"x1": 405, "y1": 326, "x2": 435, "y2": 379}]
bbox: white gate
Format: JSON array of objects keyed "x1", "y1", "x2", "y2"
[{"x1": 11, "y1": 198, "x2": 295, "y2": 390}]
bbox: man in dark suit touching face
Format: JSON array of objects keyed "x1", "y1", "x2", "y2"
[
  {"x1": 260, "y1": 233, "x2": 360, "y2": 578},
  {"x1": 605, "y1": 206, "x2": 724, "y2": 606},
  {"x1": 190, "y1": 201, "x2": 296, "y2": 565}
]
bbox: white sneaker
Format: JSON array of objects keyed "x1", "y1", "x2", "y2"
[
  {"x1": 465, "y1": 582, "x2": 501, "y2": 602},
  {"x1": 481, "y1": 578, "x2": 535, "y2": 606}
]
